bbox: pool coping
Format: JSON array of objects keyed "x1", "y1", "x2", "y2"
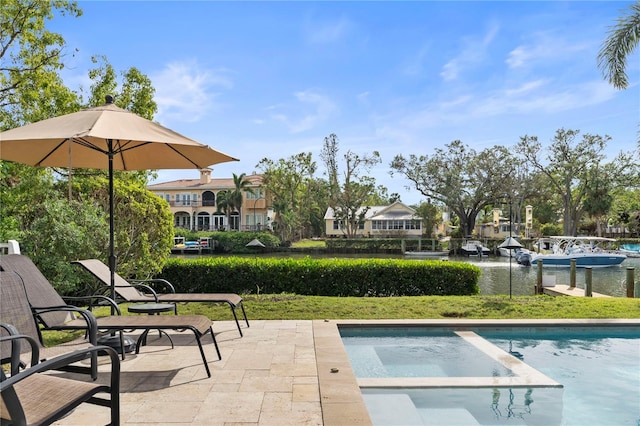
[{"x1": 313, "y1": 318, "x2": 640, "y2": 426}]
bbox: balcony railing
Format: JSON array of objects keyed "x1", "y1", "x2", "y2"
[{"x1": 166, "y1": 201, "x2": 217, "y2": 207}]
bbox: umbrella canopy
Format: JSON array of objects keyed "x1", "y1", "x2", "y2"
[
  {"x1": 0, "y1": 96, "x2": 237, "y2": 170},
  {"x1": 246, "y1": 238, "x2": 265, "y2": 248},
  {"x1": 499, "y1": 237, "x2": 523, "y2": 250},
  {"x1": 0, "y1": 95, "x2": 239, "y2": 304}
]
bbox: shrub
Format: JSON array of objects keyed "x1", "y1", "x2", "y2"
[{"x1": 158, "y1": 257, "x2": 480, "y2": 297}]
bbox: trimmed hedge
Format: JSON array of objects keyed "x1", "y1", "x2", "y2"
[{"x1": 158, "y1": 257, "x2": 480, "y2": 297}]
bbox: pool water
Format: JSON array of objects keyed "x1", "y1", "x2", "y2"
[
  {"x1": 341, "y1": 326, "x2": 640, "y2": 426},
  {"x1": 341, "y1": 330, "x2": 513, "y2": 378}
]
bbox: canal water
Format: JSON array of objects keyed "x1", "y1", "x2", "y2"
[
  {"x1": 174, "y1": 252, "x2": 640, "y2": 297},
  {"x1": 458, "y1": 255, "x2": 640, "y2": 297}
]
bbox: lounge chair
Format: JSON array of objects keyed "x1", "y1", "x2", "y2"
[
  {"x1": 0, "y1": 255, "x2": 221, "y2": 378},
  {"x1": 1, "y1": 329, "x2": 120, "y2": 426},
  {"x1": 73, "y1": 258, "x2": 249, "y2": 336},
  {"x1": 0, "y1": 271, "x2": 101, "y2": 379}
]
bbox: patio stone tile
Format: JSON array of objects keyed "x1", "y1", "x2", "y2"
[
  {"x1": 239, "y1": 375, "x2": 293, "y2": 392},
  {"x1": 270, "y1": 361, "x2": 317, "y2": 377},
  {"x1": 129, "y1": 401, "x2": 203, "y2": 423},
  {"x1": 52, "y1": 320, "x2": 357, "y2": 425},
  {"x1": 195, "y1": 391, "x2": 264, "y2": 423},
  {"x1": 293, "y1": 383, "x2": 320, "y2": 402},
  {"x1": 261, "y1": 391, "x2": 292, "y2": 411}
]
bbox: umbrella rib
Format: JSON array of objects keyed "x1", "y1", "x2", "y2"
[
  {"x1": 164, "y1": 144, "x2": 206, "y2": 168},
  {"x1": 34, "y1": 138, "x2": 85, "y2": 166}
]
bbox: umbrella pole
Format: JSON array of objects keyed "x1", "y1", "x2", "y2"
[{"x1": 108, "y1": 139, "x2": 116, "y2": 314}]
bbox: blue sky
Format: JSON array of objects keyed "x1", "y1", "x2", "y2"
[{"x1": 51, "y1": 1, "x2": 638, "y2": 205}]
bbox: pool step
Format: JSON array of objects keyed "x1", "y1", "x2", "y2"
[
  {"x1": 418, "y1": 408, "x2": 481, "y2": 425},
  {"x1": 363, "y1": 394, "x2": 482, "y2": 426}
]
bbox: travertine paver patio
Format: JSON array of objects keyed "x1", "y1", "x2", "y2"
[
  {"x1": 51, "y1": 319, "x2": 370, "y2": 425},
  {"x1": 43, "y1": 317, "x2": 640, "y2": 425}
]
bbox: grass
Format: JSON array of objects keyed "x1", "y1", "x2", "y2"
[
  {"x1": 87, "y1": 294, "x2": 640, "y2": 320},
  {"x1": 41, "y1": 294, "x2": 639, "y2": 346},
  {"x1": 290, "y1": 239, "x2": 326, "y2": 248}
]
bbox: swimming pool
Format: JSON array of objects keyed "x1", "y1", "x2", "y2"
[{"x1": 340, "y1": 324, "x2": 640, "y2": 426}]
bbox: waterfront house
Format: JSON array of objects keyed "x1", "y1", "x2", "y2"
[
  {"x1": 148, "y1": 169, "x2": 271, "y2": 231},
  {"x1": 324, "y1": 201, "x2": 423, "y2": 238}
]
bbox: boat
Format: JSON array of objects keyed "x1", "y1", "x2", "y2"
[
  {"x1": 172, "y1": 236, "x2": 202, "y2": 253},
  {"x1": 529, "y1": 236, "x2": 626, "y2": 268},
  {"x1": 532, "y1": 238, "x2": 553, "y2": 254},
  {"x1": 619, "y1": 243, "x2": 640, "y2": 258},
  {"x1": 460, "y1": 239, "x2": 491, "y2": 256}
]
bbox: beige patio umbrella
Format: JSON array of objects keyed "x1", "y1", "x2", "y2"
[{"x1": 0, "y1": 95, "x2": 239, "y2": 303}]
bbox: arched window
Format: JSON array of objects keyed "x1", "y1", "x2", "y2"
[{"x1": 202, "y1": 191, "x2": 215, "y2": 207}]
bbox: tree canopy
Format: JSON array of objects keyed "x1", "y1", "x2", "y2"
[
  {"x1": 0, "y1": 2, "x2": 173, "y2": 292},
  {"x1": 321, "y1": 133, "x2": 382, "y2": 238},
  {"x1": 390, "y1": 140, "x2": 516, "y2": 238}
]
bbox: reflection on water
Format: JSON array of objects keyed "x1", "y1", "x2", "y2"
[
  {"x1": 363, "y1": 387, "x2": 564, "y2": 426},
  {"x1": 173, "y1": 251, "x2": 640, "y2": 297},
  {"x1": 342, "y1": 334, "x2": 514, "y2": 378}
]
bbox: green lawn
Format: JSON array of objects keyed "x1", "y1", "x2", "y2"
[
  {"x1": 41, "y1": 294, "x2": 639, "y2": 346},
  {"x1": 92, "y1": 294, "x2": 640, "y2": 320},
  {"x1": 290, "y1": 239, "x2": 327, "y2": 248}
]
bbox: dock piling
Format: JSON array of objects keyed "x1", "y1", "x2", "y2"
[
  {"x1": 570, "y1": 259, "x2": 576, "y2": 288},
  {"x1": 585, "y1": 267, "x2": 593, "y2": 297},
  {"x1": 626, "y1": 267, "x2": 635, "y2": 298},
  {"x1": 536, "y1": 260, "x2": 543, "y2": 294}
]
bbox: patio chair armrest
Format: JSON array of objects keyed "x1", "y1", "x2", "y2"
[
  {"x1": 127, "y1": 282, "x2": 160, "y2": 300},
  {"x1": 1, "y1": 345, "x2": 120, "y2": 402},
  {"x1": 32, "y1": 305, "x2": 100, "y2": 345},
  {"x1": 0, "y1": 332, "x2": 41, "y2": 376},
  {"x1": 63, "y1": 294, "x2": 122, "y2": 315},
  {"x1": 132, "y1": 278, "x2": 176, "y2": 293},
  {"x1": 0, "y1": 322, "x2": 20, "y2": 336}
]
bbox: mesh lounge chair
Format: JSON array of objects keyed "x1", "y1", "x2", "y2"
[
  {"x1": 1, "y1": 328, "x2": 120, "y2": 426},
  {"x1": 1, "y1": 255, "x2": 221, "y2": 378},
  {"x1": 0, "y1": 271, "x2": 100, "y2": 379},
  {"x1": 73, "y1": 258, "x2": 249, "y2": 336}
]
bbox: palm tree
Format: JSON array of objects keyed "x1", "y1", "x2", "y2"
[
  {"x1": 229, "y1": 173, "x2": 254, "y2": 231},
  {"x1": 598, "y1": 1, "x2": 640, "y2": 90},
  {"x1": 216, "y1": 190, "x2": 232, "y2": 230}
]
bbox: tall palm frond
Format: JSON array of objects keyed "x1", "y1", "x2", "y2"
[
  {"x1": 230, "y1": 173, "x2": 254, "y2": 230},
  {"x1": 598, "y1": 1, "x2": 640, "y2": 90}
]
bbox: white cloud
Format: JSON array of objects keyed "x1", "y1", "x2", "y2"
[
  {"x1": 270, "y1": 90, "x2": 336, "y2": 133},
  {"x1": 504, "y1": 79, "x2": 548, "y2": 96},
  {"x1": 506, "y1": 32, "x2": 591, "y2": 69},
  {"x1": 305, "y1": 16, "x2": 351, "y2": 44},
  {"x1": 152, "y1": 61, "x2": 233, "y2": 123},
  {"x1": 440, "y1": 21, "x2": 500, "y2": 82}
]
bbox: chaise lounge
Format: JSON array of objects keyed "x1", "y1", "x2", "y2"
[
  {"x1": 0, "y1": 271, "x2": 101, "y2": 379},
  {"x1": 1, "y1": 330, "x2": 120, "y2": 426},
  {"x1": 73, "y1": 258, "x2": 249, "y2": 336},
  {"x1": 1, "y1": 271, "x2": 120, "y2": 424},
  {"x1": 0, "y1": 254, "x2": 222, "y2": 378}
]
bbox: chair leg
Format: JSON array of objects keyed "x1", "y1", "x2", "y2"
[
  {"x1": 209, "y1": 326, "x2": 222, "y2": 361},
  {"x1": 230, "y1": 306, "x2": 243, "y2": 337},
  {"x1": 239, "y1": 302, "x2": 249, "y2": 328},
  {"x1": 194, "y1": 332, "x2": 212, "y2": 378}
]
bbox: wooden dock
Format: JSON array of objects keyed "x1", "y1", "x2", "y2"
[{"x1": 543, "y1": 284, "x2": 611, "y2": 298}]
